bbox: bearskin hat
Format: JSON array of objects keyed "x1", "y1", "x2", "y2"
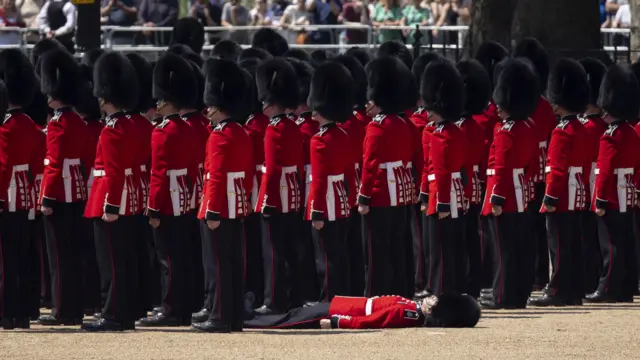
[
  {"x1": 30, "y1": 38, "x2": 63, "y2": 66},
  {"x1": 580, "y1": 58, "x2": 607, "y2": 106},
  {"x1": 0, "y1": 80, "x2": 8, "y2": 121},
  {"x1": 598, "y1": 64, "x2": 640, "y2": 121},
  {"x1": 171, "y1": 17, "x2": 205, "y2": 54},
  {"x1": 75, "y1": 64, "x2": 102, "y2": 120},
  {"x1": 366, "y1": 56, "x2": 411, "y2": 114},
  {"x1": 211, "y1": 39, "x2": 243, "y2": 62},
  {"x1": 548, "y1": 58, "x2": 590, "y2": 114},
  {"x1": 425, "y1": 293, "x2": 481, "y2": 328},
  {"x1": 346, "y1": 47, "x2": 372, "y2": 67},
  {"x1": 81, "y1": 49, "x2": 106, "y2": 68},
  {"x1": 24, "y1": 91, "x2": 51, "y2": 127},
  {"x1": 126, "y1": 53, "x2": 154, "y2": 113},
  {"x1": 93, "y1": 52, "x2": 140, "y2": 111},
  {"x1": 513, "y1": 37, "x2": 549, "y2": 91},
  {"x1": 421, "y1": 61, "x2": 465, "y2": 121},
  {"x1": 204, "y1": 58, "x2": 249, "y2": 119},
  {"x1": 168, "y1": 44, "x2": 204, "y2": 68},
  {"x1": 239, "y1": 58, "x2": 261, "y2": 113},
  {"x1": 238, "y1": 68, "x2": 254, "y2": 120},
  {"x1": 377, "y1": 40, "x2": 413, "y2": 70},
  {"x1": 456, "y1": 59, "x2": 492, "y2": 116},
  {"x1": 40, "y1": 48, "x2": 81, "y2": 106},
  {"x1": 0, "y1": 49, "x2": 37, "y2": 107},
  {"x1": 404, "y1": 68, "x2": 419, "y2": 113},
  {"x1": 308, "y1": 62, "x2": 355, "y2": 123},
  {"x1": 190, "y1": 61, "x2": 205, "y2": 111},
  {"x1": 331, "y1": 55, "x2": 367, "y2": 107},
  {"x1": 493, "y1": 58, "x2": 540, "y2": 120},
  {"x1": 474, "y1": 41, "x2": 509, "y2": 89},
  {"x1": 412, "y1": 51, "x2": 446, "y2": 88},
  {"x1": 256, "y1": 58, "x2": 299, "y2": 110},
  {"x1": 239, "y1": 47, "x2": 273, "y2": 62},
  {"x1": 252, "y1": 28, "x2": 289, "y2": 57},
  {"x1": 310, "y1": 50, "x2": 329, "y2": 67},
  {"x1": 284, "y1": 49, "x2": 312, "y2": 63},
  {"x1": 287, "y1": 58, "x2": 314, "y2": 106},
  {"x1": 153, "y1": 53, "x2": 198, "y2": 109}
]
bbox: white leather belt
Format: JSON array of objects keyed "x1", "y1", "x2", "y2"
[
  {"x1": 486, "y1": 169, "x2": 495, "y2": 176},
  {"x1": 140, "y1": 165, "x2": 147, "y2": 172},
  {"x1": 256, "y1": 165, "x2": 263, "y2": 171},
  {"x1": 473, "y1": 165, "x2": 479, "y2": 172},
  {"x1": 539, "y1": 141, "x2": 547, "y2": 148},
  {"x1": 13, "y1": 164, "x2": 29, "y2": 172},
  {"x1": 93, "y1": 168, "x2": 133, "y2": 177},
  {"x1": 545, "y1": 166, "x2": 583, "y2": 174},
  {"x1": 427, "y1": 172, "x2": 461, "y2": 182},
  {"x1": 167, "y1": 169, "x2": 188, "y2": 176}
]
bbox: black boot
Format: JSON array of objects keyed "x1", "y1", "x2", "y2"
[
  {"x1": 136, "y1": 313, "x2": 181, "y2": 327},
  {"x1": 81, "y1": 318, "x2": 124, "y2": 332},
  {"x1": 37, "y1": 315, "x2": 82, "y2": 326},
  {"x1": 192, "y1": 320, "x2": 230, "y2": 333},
  {"x1": 191, "y1": 308, "x2": 211, "y2": 323},
  {"x1": 584, "y1": 291, "x2": 617, "y2": 303},
  {"x1": 527, "y1": 294, "x2": 566, "y2": 307}
]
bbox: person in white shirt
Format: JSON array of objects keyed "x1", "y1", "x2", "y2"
[
  {"x1": 36, "y1": 0, "x2": 77, "y2": 53},
  {"x1": 613, "y1": 3, "x2": 631, "y2": 28}
]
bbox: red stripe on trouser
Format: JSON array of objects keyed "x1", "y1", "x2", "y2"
[
  {"x1": 267, "y1": 223, "x2": 275, "y2": 307},
  {"x1": 605, "y1": 225, "x2": 613, "y2": 293},
  {"x1": 106, "y1": 224, "x2": 116, "y2": 316},
  {"x1": 213, "y1": 229, "x2": 222, "y2": 318},
  {"x1": 414, "y1": 211, "x2": 422, "y2": 284},
  {"x1": 552, "y1": 226, "x2": 560, "y2": 296},
  {"x1": 52, "y1": 220, "x2": 62, "y2": 316},
  {"x1": 167, "y1": 256, "x2": 173, "y2": 313},
  {"x1": 320, "y1": 231, "x2": 329, "y2": 301},
  {"x1": 366, "y1": 219, "x2": 373, "y2": 297},
  {"x1": 494, "y1": 217, "x2": 503, "y2": 303},
  {"x1": 438, "y1": 220, "x2": 443, "y2": 293},
  {"x1": 242, "y1": 224, "x2": 247, "y2": 282}
]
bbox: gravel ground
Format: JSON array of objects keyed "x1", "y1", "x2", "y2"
[{"x1": 2, "y1": 297, "x2": 639, "y2": 360}]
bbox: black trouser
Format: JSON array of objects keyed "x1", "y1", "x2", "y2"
[
  {"x1": 244, "y1": 302, "x2": 331, "y2": 329},
  {"x1": 38, "y1": 215, "x2": 52, "y2": 306},
  {"x1": 596, "y1": 211, "x2": 637, "y2": 297},
  {"x1": 183, "y1": 211, "x2": 203, "y2": 314},
  {"x1": 531, "y1": 183, "x2": 549, "y2": 287},
  {"x1": 582, "y1": 209, "x2": 602, "y2": 294},
  {"x1": 27, "y1": 216, "x2": 43, "y2": 318},
  {"x1": 244, "y1": 212, "x2": 264, "y2": 306},
  {"x1": 426, "y1": 214, "x2": 466, "y2": 296},
  {"x1": 130, "y1": 214, "x2": 156, "y2": 318},
  {"x1": 0, "y1": 211, "x2": 33, "y2": 319},
  {"x1": 152, "y1": 214, "x2": 191, "y2": 320},
  {"x1": 362, "y1": 206, "x2": 407, "y2": 297},
  {"x1": 312, "y1": 218, "x2": 350, "y2": 301},
  {"x1": 404, "y1": 205, "x2": 418, "y2": 297},
  {"x1": 479, "y1": 209, "x2": 495, "y2": 289},
  {"x1": 414, "y1": 206, "x2": 429, "y2": 296},
  {"x1": 81, "y1": 216, "x2": 101, "y2": 311},
  {"x1": 93, "y1": 216, "x2": 137, "y2": 323},
  {"x1": 347, "y1": 209, "x2": 365, "y2": 296},
  {"x1": 201, "y1": 218, "x2": 245, "y2": 328},
  {"x1": 544, "y1": 212, "x2": 582, "y2": 299},
  {"x1": 633, "y1": 209, "x2": 640, "y2": 294},
  {"x1": 465, "y1": 204, "x2": 482, "y2": 298},
  {"x1": 43, "y1": 202, "x2": 85, "y2": 320},
  {"x1": 296, "y1": 216, "x2": 320, "y2": 304}
]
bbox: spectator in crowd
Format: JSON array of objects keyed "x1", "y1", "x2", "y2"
[
  {"x1": 602, "y1": 0, "x2": 627, "y2": 27},
  {"x1": 400, "y1": 0, "x2": 431, "y2": 42},
  {"x1": 611, "y1": 0, "x2": 630, "y2": 47},
  {"x1": 0, "y1": 0, "x2": 25, "y2": 45},
  {"x1": 452, "y1": 0, "x2": 471, "y2": 25},
  {"x1": 15, "y1": 0, "x2": 39, "y2": 30},
  {"x1": 307, "y1": 0, "x2": 341, "y2": 44},
  {"x1": 340, "y1": 0, "x2": 369, "y2": 45},
  {"x1": 189, "y1": 0, "x2": 223, "y2": 44},
  {"x1": 371, "y1": 0, "x2": 403, "y2": 43},
  {"x1": 280, "y1": 0, "x2": 309, "y2": 43},
  {"x1": 221, "y1": 0, "x2": 250, "y2": 44},
  {"x1": 271, "y1": 0, "x2": 291, "y2": 19},
  {"x1": 251, "y1": 0, "x2": 274, "y2": 26},
  {"x1": 101, "y1": 0, "x2": 138, "y2": 45},
  {"x1": 430, "y1": 0, "x2": 459, "y2": 44},
  {"x1": 138, "y1": 0, "x2": 179, "y2": 45},
  {"x1": 36, "y1": 0, "x2": 77, "y2": 53}
]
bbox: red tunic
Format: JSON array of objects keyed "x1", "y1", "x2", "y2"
[
  {"x1": 84, "y1": 120, "x2": 104, "y2": 197},
  {"x1": 581, "y1": 113, "x2": 607, "y2": 201},
  {"x1": 244, "y1": 112, "x2": 270, "y2": 209},
  {"x1": 404, "y1": 116, "x2": 423, "y2": 202},
  {"x1": 32, "y1": 124, "x2": 47, "y2": 210},
  {"x1": 128, "y1": 113, "x2": 153, "y2": 213},
  {"x1": 198, "y1": 119, "x2": 253, "y2": 220},
  {"x1": 329, "y1": 295, "x2": 423, "y2": 329},
  {"x1": 338, "y1": 112, "x2": 366, "y2": 195},
  {"x1": 296, "y1": 112, "x2": 319, "y2": 204},
  {"x1": 85, "y1": 112, "x2": 140, "y2": 217},
  {"x1": 255, "y1": 114, "x2": 305, "y2": 215},
  {"x1": 472, "y1": 101, "x2": 501, "y2": 178},
  {"x1": 306, "y1": 123, "x2": 356, "y2": 221},
  {"x1": 353, "y1": 108, "x2": 372, "y2": 126},
  {"x1": 456, "y1": 116, "x2": 485, "y2": 204},
  {"x1": 183, "y1": 111, "x2": 210, "y2": 211},
  {"x1": 529, "y1": 97, "x2": 557, "y2": 184},
  {"x1": 593, "y1": 120, "x2": 640, "y2": 213},
  {"x1": 481, "y1": 119, "x2": 538, "y2": 215},
  {"x1": 40, "y1": 107, "x2": 89, "y2": 207},
  {"x1": 541, "y1": 115, "x2": 590, "y2": 213}
]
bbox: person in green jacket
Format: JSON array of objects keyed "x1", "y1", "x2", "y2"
[
  {"x1": 371, "y1": 0, "x2": 403, "y2": 43},
  {"x1": 401, "y1": 0, "x2": 432, "y2": 40}
]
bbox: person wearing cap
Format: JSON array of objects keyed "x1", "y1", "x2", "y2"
[
  {"x1": 83, "y1": 52, "x2": 141, "y2": 332},
  {"x1": 527, "y1": 59, "x2": 591, "y2": 307},
  {"x1": 36, "y1": 48, "x2": 90, "y2": 326},
  {"x1": 419, "y1": 60, "x2": 467, "y2": 296},
  {"x1": 192, "y1": 58, "x2": 253, "y2": 333},
  {"x1": 0, "y1": 50, "x2": 40, "y2": 329},
  {"x1": 586, "y1": 64, "x2": 640, "y2": 303},
  {"x1": 455, "y1": 59, "x2": 493, "y2": 299},
  {"x1": 479, "y1": 59, "x2": 540, "y2": 310},
  {"x1": 358, "y1": 56, "x2": 413, "y2": 297},
  {"x1": 253, "y1": 58, "x2": 305, "y2": 315}
]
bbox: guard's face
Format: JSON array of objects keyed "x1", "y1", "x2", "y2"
[{"x1": 365, "y1": 101, "x2": 379, "y2": 117}]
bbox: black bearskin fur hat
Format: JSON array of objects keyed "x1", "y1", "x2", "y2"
[
  {"x1": 81, "y1": 49, "x2": 106, "y2": 68},
  {"x1": 0, "y1": 49, "x2": 37, "y2": 106},
  {"x1": 40, "y1": 48, "x2": 81, "y2": 106},
  {"x1": 421, "y1": 60, "x2": 465, "y2": 121},
  {"x1": 239, "y1": 58, "x2": 261, "y2": 114},
  {"x1": 548, "y1": 58, "x2": 590, "y2": 114},
  {"x1": 75, "y1": 64, "x2": 102, "y2": 120},
  {"x1": 211, "y1": 39, "x2": 243, "y2": 62},
  {"x1": 474, "y1": 41, "x2": 509, "y2": 89},
  {"x1": 579, "y1": 58, "x2": 607, "y2": 106},
  {"x1": 310, "y1": 49, "x2": 329, "y2": 67},
  {"x1": 377, "y1": 40, "x2": 413, "y2": 71},
  {"x1": 424, "y1": 293, "x2": 481, "y2": 328},
  {"x1": 170, "y1": 17, "x2": 205, "y2": 54},
  {"x1": 30, "y1": 38, "x2": 63, "y2": 66},
  {"x1": 365, "y1": 56, "x2": 410, "y2": 114},
  {"x1": 412, "y1": 51, "x2": 446, "y2": 88},
  {"x1": 456, "y1": 59, "x2": 492, "y2": 116},
  {"x1": 331, "y1": 54, "x2": 367, "y2": 107},
  {"x1": 256, "y1": 58, "x2": 299, "y2": 110},
  {"x1": 126, "y1": 53, "x2": 154, "y2": 113},
  {"x1": 93, "y1": 52, "x2": 140, "y2": 111},
  {"x1": 190, "y1": 60, "x2": 205, "y2": 111},
  {"x1": 168, "y1": 44, "x2": 204, "y2": 68},
  {"x1": 239, "y1": 47, "x2": 273, "y2": 62},
  {"x1": 287, "y1": 58, "x2": 314, "y2": 106},
  {"x1": 493, "y1": 58, "x2": 540, "y2": 120},
  {"x1": 0, "y1": 80, "x2": 8, "y2": 121},
  {"x1": 252, "y1": 28, "x2": 289, "y2": 57},
  {"x1": 513, "y1": 37, "x2": 549, "y2": 91},
  {"x1": 346, "y1": 47, "x2": 372, "y2": 67},
  {"x1": 308, "y1": 62, "x2": 355, "y2": 123},
  {"x1": 153, "y1": 53, "x2": 198, "y2": 109},
  {"x1": 598, "y1": 64, "x2": 640, "y2": 121},
  {"x1": 284, "y1": 49, "x2": 312, "y2": 63},
  {"x1": 204, "y1": 58, "x2": 249, "y2": 119}
]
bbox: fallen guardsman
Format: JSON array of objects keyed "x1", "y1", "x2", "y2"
[{"x1": 243, "y1": 293, "x2": 481, "y2": 330}]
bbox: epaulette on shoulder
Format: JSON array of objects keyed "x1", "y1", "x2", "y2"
[
  {"x1": 106, "y1": 117, "x2": 119, "y2": 128},
  {"x1": 372, "y1": 114, "x2": 386, "y2": 124},
  {"x1": 434, "y1": 124, "x2": 444, "y2": 133},
  {"x1": 157, "y1": 118, "x2": 170, "y2": 129},
  {"x1": 454, "y1": 118, "x2": 465, "y2": 127},
  {"x1": 578, "y1": 115, "x2": 588, "y2": 125},
  {"x1": 295, "y1": 117, "x2": 305, "y2": 126},
  {"x1": 213, "y1": 121, "x2": 228, "y2": 131},
  {"x1": 501, "y1": 120, "x2": 515, "y2": 132},
  {"x1": 604, "y1": 124, "x2": 618, "y2": 136},
  {"x1": 316, "y1": 126, "x2": 329, "y2": 137},
  {"x1": 557, "y1": 118, "x2": 570, "y2": 130}
]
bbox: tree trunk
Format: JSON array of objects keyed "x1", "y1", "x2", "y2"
[
  {"x1": 631, "y1": 0, "x2": 640, "y2": 62},
  {"x1": 466, "y1": 0, "x2": 518, "y2": 56}
]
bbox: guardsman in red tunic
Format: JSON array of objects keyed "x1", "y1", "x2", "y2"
[
  {"x1": 420, "y1": 61, "x2": 468, "y2": 296},
  {"x1": 253, "y1": 59, "x2": 305, "y2": 315},
  {"x1": 192, "y1": 59, "x2": 253, "y2": 333},
  {"x1": 136, "y1": 53, "x2": 198, "y2": 327},
  {"x1": 359, "y1": 57, "x2": 413, "y2": 297},
  {"x1": 332, "y1": 54, "x2": 368, "y2": 296},
  {"x1": 305, "y1": 62, "x2": 357, "y2": 301},
  {"x1": 585, "y1": 65, "x2": 640, "y2": 303},
  {"x1": 455, "y1": 59, "x2": 493, "y2": 299},
  {"x1": 578, "y1": 58, "x2": 608, "y2": 294},
  {"x1": 528, "y1": 59, "x2": 591, "y2": 307},
  {"x1": 83, "y1": 52, "x2": 141, "y2": 332},
  {"x1": 0, "y1": 50, "x2": 40, "y2": 329},
  {"x1": 479, "y1": 59, "x2": 539, "y2": 310},
  {"x1": 514, "y1": 38, "x2": 555, "y2": 290},
  {"x1": 37, "y1": 49, "x2": 90, "y2": 326}
]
